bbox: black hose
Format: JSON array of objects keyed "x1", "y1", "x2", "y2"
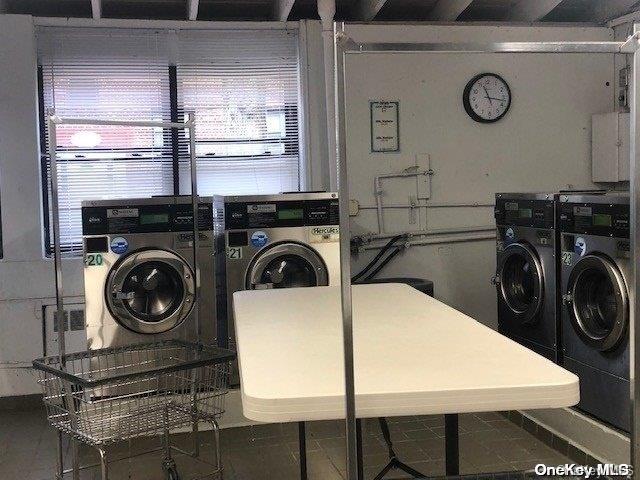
[
  {"x1": 361, "y1": 247, "x2": 403, "y2": 282},
  {"x1": 351, "y1": 234, "x2": 405, "y2": 283}
]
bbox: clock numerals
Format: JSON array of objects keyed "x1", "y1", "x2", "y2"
[{"x1": 464, "y1": 73, "x2": 511, "y2": 124}]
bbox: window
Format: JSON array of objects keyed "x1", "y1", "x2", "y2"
[
  {"x1": 38, "y1": 29, "x2": 173, "y2": 255},
  {"x1": 38, "y1": 28, "x2": 302, "y2": 255},
  {"x1": 176, "y1": 30, "x2": 301, "y2": 195}
]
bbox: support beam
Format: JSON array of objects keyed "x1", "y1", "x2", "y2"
[
  {"x1": 355, "y1": 0, "x2": 389, "y2": 21},
  {"x1": 594, "y1": 0, "x2": 639, "y2": 23},
  {"x1": 505, "y1": 0, "x2": 564, "y2": 22},
  {"x1": 274, "y1": 0, "x2": 296, "y2": 21},
  {"x1": 187, "y1": 0, "x2": 199, "y2": 20},
  {"x1": 90, "y1": 0, "x2": 101, "y2": 19},
  {"x1": 428, "y1": 0, "x2": 474, "y2": 21}
]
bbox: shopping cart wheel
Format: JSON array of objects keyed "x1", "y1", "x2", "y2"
[{"x1": 163, "y1": 458, "x2": 180, "y2": 480}]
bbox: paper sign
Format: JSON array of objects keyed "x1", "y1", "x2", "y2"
[{"x1": 370, "y1": 101, "x2": 400, "y2": 153}]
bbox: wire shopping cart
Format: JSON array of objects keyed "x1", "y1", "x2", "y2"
[{"x1": 33, "y1": 340, "x2": 234, "y2": 480}]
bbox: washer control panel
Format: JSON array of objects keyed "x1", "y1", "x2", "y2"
[
  {"x1": 82, "y1": 202, "x2": 213, "y2": 235},
  {"x1": 225, "y1": 198, "x2": 339, "y2": 229},
  {"x1": 558, "y1": 201, "x2": 629, "y2": 239},
  {"x1": 495, "y1": 198, "x2": 554, "y2": 229}
]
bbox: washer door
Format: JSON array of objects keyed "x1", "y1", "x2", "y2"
[
  {"x1": 106, "y1": 249, "x2": 196, "y2": 334},
  {"x1": 567, "y1": 254, "x2": 628, "y2": 352},
  {"x1": 246, "y1": 242, "x2": 329, "y2": 289},
  {"x1": 497, "y1": 242, "x2": 544, "y2": 325}
]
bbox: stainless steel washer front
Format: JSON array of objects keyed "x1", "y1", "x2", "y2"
[
  {"x1": 106, "y1": 248, "x2": 196, "y2": 334},
  {"x1": 497, "y1": 242, "x2": 544, "y2": 325},
  {"x1": 245, "y1": 242, "x2": 329, "y2": 289},
  {"x1": 566, "y1": 253, "x2": 628, "y2": 352}
]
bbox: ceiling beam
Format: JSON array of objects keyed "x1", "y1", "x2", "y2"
[
  {"x1": 505, "y1": 0, "x2": 564, "y2": 22},
  {"x1": 593, "y1": 0, "x2": 639, "y2": 23},
  {"x1": 274, "y1": 0, "x2": 296, "y2": 20},
  {"x1": 428, "y1": 0, "x2": 474, "y2": 21},
  {"x1": 355, "y1": 0, "x2": 389, "y2": 21},
  {"x1": 90, "y1": 0, "x2": 101, "y2": 19},
  {"x1": 187, "y1": 0, "x2": 199, "y2": 20}
]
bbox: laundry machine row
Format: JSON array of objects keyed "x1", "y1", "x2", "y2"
[
  {"x1": 494, "y1": 191, "x2": 630, "y2": 432},
  {"x1": 82, "y1": 193, "x2": 340, "y2": 387}
]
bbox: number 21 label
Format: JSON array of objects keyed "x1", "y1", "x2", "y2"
[{"x1": 226, "y1": 247, "x2": 243, "y2": 260}]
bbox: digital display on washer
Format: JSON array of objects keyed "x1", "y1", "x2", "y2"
[
  {"x1": 593, "y1": 213, "x2": 612, "y2": 227},
  {"x1": 140, "y1": 213, "x2": 169, "y2": 225},
  {"x1": 278, "y1": 208, "x2": 304, "y2": 220},
  {"x1": 519, "y1": 208, "x2": 532, "y2": 219}
]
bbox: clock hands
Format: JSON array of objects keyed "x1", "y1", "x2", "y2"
[{"x1": 482, "y1": 86, "x2": 492, "y2": 106}]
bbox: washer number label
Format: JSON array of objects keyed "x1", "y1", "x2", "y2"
[
  {"x1": 562, "y1": 251, "x2": 573, "y2": 266},
  {"x1": 226, "y1": 247, "x2": 243, "y2": 260},
  {"x1": 85, "y1": 253, "x2": 104, "y2": 266}
]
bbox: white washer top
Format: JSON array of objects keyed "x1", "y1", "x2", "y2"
[{"x1": 233, "y1": 284, "x2": 579, "y2": 423}]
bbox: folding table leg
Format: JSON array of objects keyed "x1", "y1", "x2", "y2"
[
  {"x1": 445, "y1": 414, "x2": 459, "y2": 476},
  {"x1": 356, "y1": 419, "x2": 363, "y2": 480},
  {"x1": 298, "y1": 422, "x2": 308, "y2": 480}
]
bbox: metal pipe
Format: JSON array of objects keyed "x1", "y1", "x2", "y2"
[
  {"x1": 362, "y1": 226, "x2": 495, "y2": 241},
  {"x1": 362, "y1": 233, "x2": 496, "y2": 250},
  {"x1": 631, "y1": 21, "x2": 640, "y2": 474},
  {"x1": 334, "y1": 22, "x2": 358, "y2": 480},
  {"x1": 50, "y1": 117, "x2": 190, "y2": 129},
  {"x1": 187, "y1": 112, "x2": 200, "y2": 345},
  {"x1": 356, "y1": 202, "x2": 494, "y2": 210},
  {"x1": 355, "y1": 41, "x2": 626, "y2": 54}
]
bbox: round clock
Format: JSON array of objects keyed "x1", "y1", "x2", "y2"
[{"x1": 463, "y1": 73, "x2": 511, "y2": 123}]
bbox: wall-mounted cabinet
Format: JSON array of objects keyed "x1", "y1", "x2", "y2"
[{"x1": 592, "y1": 112, "x2": 630, "y2": 183}]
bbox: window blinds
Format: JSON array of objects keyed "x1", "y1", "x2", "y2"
[
  {"x1": 37, "y1": 27, "x2": 302, "y2": 255},
  {"x1": 38, "y1": 28, "x2": 174, "y2": 254},
  {"x1": 176, "y1": 30, "x2": 301, "y2": 196}
]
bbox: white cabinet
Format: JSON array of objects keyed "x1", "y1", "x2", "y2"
[{"x1": 592, "y1": 112, "x2": 630, "y2": 183}]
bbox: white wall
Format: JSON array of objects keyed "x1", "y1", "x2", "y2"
[
  {"x1": 0, "y1": 15, "x2": 85, "y2": 397},
  {"x1": 338, "y1": 24, "x2": 615, "y2": 327}
]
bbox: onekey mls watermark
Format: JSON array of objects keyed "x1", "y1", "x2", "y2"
[{"x1": 534, "y1": 463, "x2": 633, "y2": 478}]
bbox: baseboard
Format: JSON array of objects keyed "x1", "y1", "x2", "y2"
[{"x1": 0, "y1": 394, "x2": 43, "y2": 411}]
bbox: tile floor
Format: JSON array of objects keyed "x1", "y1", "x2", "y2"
[{"x1": 0, "y1": 408, "x2": 573, "y2": 479}]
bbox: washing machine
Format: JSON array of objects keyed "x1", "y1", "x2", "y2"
[
  {"x1": 221, "y1": 193, "x2": 340, "y2": 352},
  {"x1": 494, "y1": 193, "x2": 558, "y2": 361},
  {"x1": 82, "y1": 196, "x2": 223, "y2": 350},
  {"x1": 558, "y1": 192, "x2": 630, "y2": 432}
]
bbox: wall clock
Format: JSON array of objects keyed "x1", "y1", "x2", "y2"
[{"x1": 463, "y1": 73, "x2": 511, "y2": 123}]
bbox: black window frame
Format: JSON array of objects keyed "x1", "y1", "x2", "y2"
[{"x1": 37, "y1": 64, "x2": 301, "y2": 256}]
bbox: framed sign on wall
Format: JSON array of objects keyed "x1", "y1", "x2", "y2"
[{"x1": 370, "y1": 101, "x2": 400, "y2": 153}]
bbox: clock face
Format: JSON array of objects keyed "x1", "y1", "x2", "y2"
[{"x1": 463, "y1": 73, "x2": 511, "y2": 123}]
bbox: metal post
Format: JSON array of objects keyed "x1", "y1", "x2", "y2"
[
  {"x1": 334, "y1": 21, "x2": 359, "y2": 480},
  {"x1": 630, "y1": 22, "x2": 640, "y2": 473},
  {"x1": 187, "y1": 111, "x2": 200, "y2": 344},
  {"x1": 47, "y1": 109, "x2": 66, "y2": 367}
]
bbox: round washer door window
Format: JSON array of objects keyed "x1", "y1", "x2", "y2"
[
  {"x1": 567, "y1": 254, "x2": 628, "y2": 352},
  {"x1": 497, "y1": 242, "x2": 544, "y2": 325},
  {"x1": 106, "y1": 249, "x2": 196, "y2": 334},
  {"x1": 246, "y1": 242, "x2": 328, "y2": 289}
]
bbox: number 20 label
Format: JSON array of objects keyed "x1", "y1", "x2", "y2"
[
  {"x1": 85, "y1": 253, "x2": 103, "y2": 266},
  {"x1": 226, "y1": 247, "x2": 243, "y2": 260}
]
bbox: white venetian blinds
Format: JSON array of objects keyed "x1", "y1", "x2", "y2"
[
  {"x1": 37, "y1": 27, "x2": 302, "y2": 255},
  {"x1": 38, "y1": 28, "x2": 173, "y2": 254},
  {"x1": 176, "y1": 30, "x2": 301, "y2": 196}
]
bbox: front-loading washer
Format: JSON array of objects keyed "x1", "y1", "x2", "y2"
[
  {"x1": 220, "y1": 193, "x2": 340, "y2": 381},
  {"x1": 494, "y1": 193, "x2": 558, "y2": 361},
  {"x1": 558, "y1": 192, "x2": 630, "y2": 432},
  {"x1": 82, "y1": 196, "x2": 223, "y2": 350}
]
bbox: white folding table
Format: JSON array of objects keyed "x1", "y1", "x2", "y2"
[{"x1": 233, "y1": 284, "x2": 579, "y2": 479}]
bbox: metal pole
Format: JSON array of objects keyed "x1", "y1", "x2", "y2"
[
  {"x1": 187, "y1": 112, "x2": 200, "y2": 344},
  {"x1": 47, "y1": 110, "x2": 66, "y2": 367},
  {"x1": 631, "y1": 22, "x2": 640, "y2": 473},
  {"x1": 334, "y1": 21, "x2": 359, "y2": 480}
]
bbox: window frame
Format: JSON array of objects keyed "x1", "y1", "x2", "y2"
[{"x1": 38, "y1": 60, "x2": 303, "y2": 256}]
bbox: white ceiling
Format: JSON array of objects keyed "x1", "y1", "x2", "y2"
[{"x1": 2, "y1": 0, "x2": 639, "y2": 24}]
